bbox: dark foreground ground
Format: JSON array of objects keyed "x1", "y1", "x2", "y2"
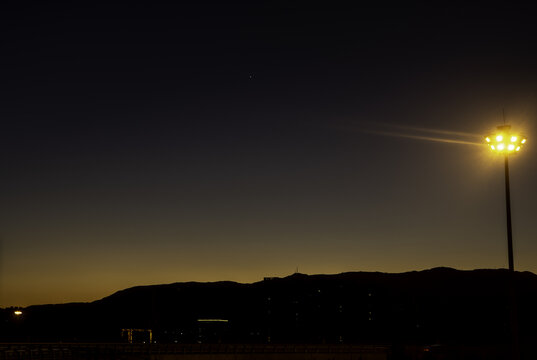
[{"x1": 1, "y1": 342, "x2": 536, "y2": 360}]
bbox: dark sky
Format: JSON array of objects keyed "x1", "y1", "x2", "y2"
[{"x1": 1, "y1": 1, "x2": 537, "y2": 306}]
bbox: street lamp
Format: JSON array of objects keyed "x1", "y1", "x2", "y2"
[
  {"x1": 485, "y1": 124, "x2": 527, "y2": 360},
  {"x1": 485, "y1": 125, "x2": 527, "y2": 271}
]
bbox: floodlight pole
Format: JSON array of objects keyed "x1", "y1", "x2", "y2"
[
  {"x1": 487, "y1": 123, "x2": 524, "y2": 359},
  {"x1": 504, "y1": 153, "x2": 519, "y2": 360},
  {"x1": 504, "y1": 154, "x2": 514, "y2": 272}
]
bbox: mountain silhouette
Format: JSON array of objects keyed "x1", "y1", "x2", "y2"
[{"x1": 2, "y1": 267, "x2": 537, "y2": 347}]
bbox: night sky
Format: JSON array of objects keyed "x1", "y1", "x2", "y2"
[{"x1": 1, "y1": 1, "x2": 537, "y2": 307}]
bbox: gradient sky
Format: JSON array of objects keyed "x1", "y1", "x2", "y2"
[{"x1": 1, "y1": 1, "x2": 537, "y2": 307}]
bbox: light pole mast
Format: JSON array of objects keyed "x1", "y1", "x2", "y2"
[
  {"x1": 485, "y1": 124, "x2": 527, "y2": 360},
  {"x1": 486, "y1": 124, "x2": 526, "y2": 270},
  {"x1": 504, "y1": 154, "x2": 514, "y2": 272}
]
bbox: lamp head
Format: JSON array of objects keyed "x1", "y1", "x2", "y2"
[{"x1": 485, "y1": 125, "x2": 526, "y2": 154}]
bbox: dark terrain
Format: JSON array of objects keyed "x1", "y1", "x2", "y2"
[{"x1": 2, "y1": 267, "x2": 536, "y2": 349}]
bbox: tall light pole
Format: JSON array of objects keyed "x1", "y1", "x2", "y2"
[
  {"x1": 485, "y1": 124, "x2": 527, "y2": 359},
  {"x1": 485, "y1": 125, "x2": 527, "y2": 270}
]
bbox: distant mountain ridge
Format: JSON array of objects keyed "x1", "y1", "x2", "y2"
[
  {"x1": 2, "y1": 267, "x2": 537, "y2": 345},
  {"x1": 99, "y1": 266, "x2": 536, "y2": 302}
]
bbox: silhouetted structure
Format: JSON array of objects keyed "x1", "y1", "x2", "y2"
[{"x1": 2, "y1": 268, "x2": 537, "y2": 358}]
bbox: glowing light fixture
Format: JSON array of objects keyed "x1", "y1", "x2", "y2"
[
  {"x1": 14, "y1": 310, "x2": 22, "y2": 316},
  {"x1": 485, "y1": 125, "x2": 527, "y2": 155}
]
